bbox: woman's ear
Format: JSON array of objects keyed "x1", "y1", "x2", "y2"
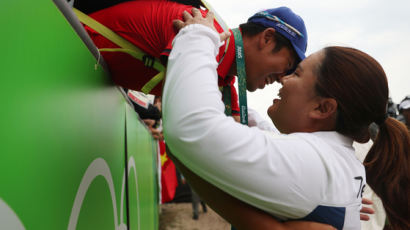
[{"x1": 309, "y1": 98, "x2": 338, "y2": 120}]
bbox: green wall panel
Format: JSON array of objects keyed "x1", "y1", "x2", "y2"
[
  {"x1": 0, "y1": 1, "x2": 158, "y2": 229},
  {"x1": 126, "y1": 104, "x2": 159, "y2": 230}
]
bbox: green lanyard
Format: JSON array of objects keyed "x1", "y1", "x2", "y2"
[{"x1": 232, "y1": 28, "x2": 248, "y2": 125}]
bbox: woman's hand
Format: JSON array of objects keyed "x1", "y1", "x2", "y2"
[
  {"x1": 173, "y1": 8, "x2": 230, "y2": 42},
  {"x1": 360, "y1": 198, "x2": 375, "y2": 221}
]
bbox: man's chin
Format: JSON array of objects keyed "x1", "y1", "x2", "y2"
[{"x1": 247, "y1": 85, "x2": 265, "y2": 92}]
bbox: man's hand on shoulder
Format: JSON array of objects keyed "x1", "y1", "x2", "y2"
[{"x1": 172, "y1": 8, "x2": 230, "y2": 42}]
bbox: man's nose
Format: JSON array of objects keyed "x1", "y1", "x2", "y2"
[{"x1": 276, "y1": 73, "x2": 288, "y2": 83}]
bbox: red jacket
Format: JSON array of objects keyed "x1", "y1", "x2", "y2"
[{"x1": 85, "y1": 0, "x2": 239, "y2": 115}]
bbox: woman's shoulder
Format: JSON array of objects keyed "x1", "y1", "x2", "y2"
[{"x1": 266, "y1": 131, "x2": 365, "y2": 204}]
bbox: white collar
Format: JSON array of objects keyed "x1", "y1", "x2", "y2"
[{"x1": 310, "y1": 131, "x2": 353, "y2": 147}]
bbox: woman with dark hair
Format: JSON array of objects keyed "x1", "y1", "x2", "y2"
[
  {"x1": 313, "y1": 47, "x2": 410, "y2": 230},
  {"x1": 163, "y1": 10, "x2": 410, "y2": 230}
]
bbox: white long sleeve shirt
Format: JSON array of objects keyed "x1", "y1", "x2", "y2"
[{"x1": 163, "y1": 24, "x2": 365, "y2": 230}]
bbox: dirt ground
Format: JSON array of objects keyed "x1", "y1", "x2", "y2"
[{"x1": 159, "y1": 203, "x2": 230, "y2": 230}]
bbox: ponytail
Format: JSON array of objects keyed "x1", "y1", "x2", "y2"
[{"x1": 364, "y1": 118, "x2": 410, "y2": 230}]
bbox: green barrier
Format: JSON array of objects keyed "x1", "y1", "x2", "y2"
[
  {"x1": 0, "y1": 1, "x2": 159, "y2": 229},
  {"x1": 126, "y1": 104, "x2": 159, "y2": 230}
]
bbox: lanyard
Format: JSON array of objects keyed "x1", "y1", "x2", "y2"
[
  {"x1": 73, "y1": 8, "x2": 165, "y2": 94},
  {"x1": 232, "y1": 28, "x2": 248, "y2": 125}
]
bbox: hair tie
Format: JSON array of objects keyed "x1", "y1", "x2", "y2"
[{"x1": 375, "y1": 113, "x2": 388, "y2": 126}]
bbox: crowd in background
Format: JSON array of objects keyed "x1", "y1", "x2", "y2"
[{"x1": 387, "y1": 96, "x2": 410, "y2": 131}]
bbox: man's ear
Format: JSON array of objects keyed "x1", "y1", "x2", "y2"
[
  {"x1": 259, "y1": 27, "x2": 276, "y2": 49},
  {"x1": 309, "y1": 98, "x2": 338, "y2": 120}
]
